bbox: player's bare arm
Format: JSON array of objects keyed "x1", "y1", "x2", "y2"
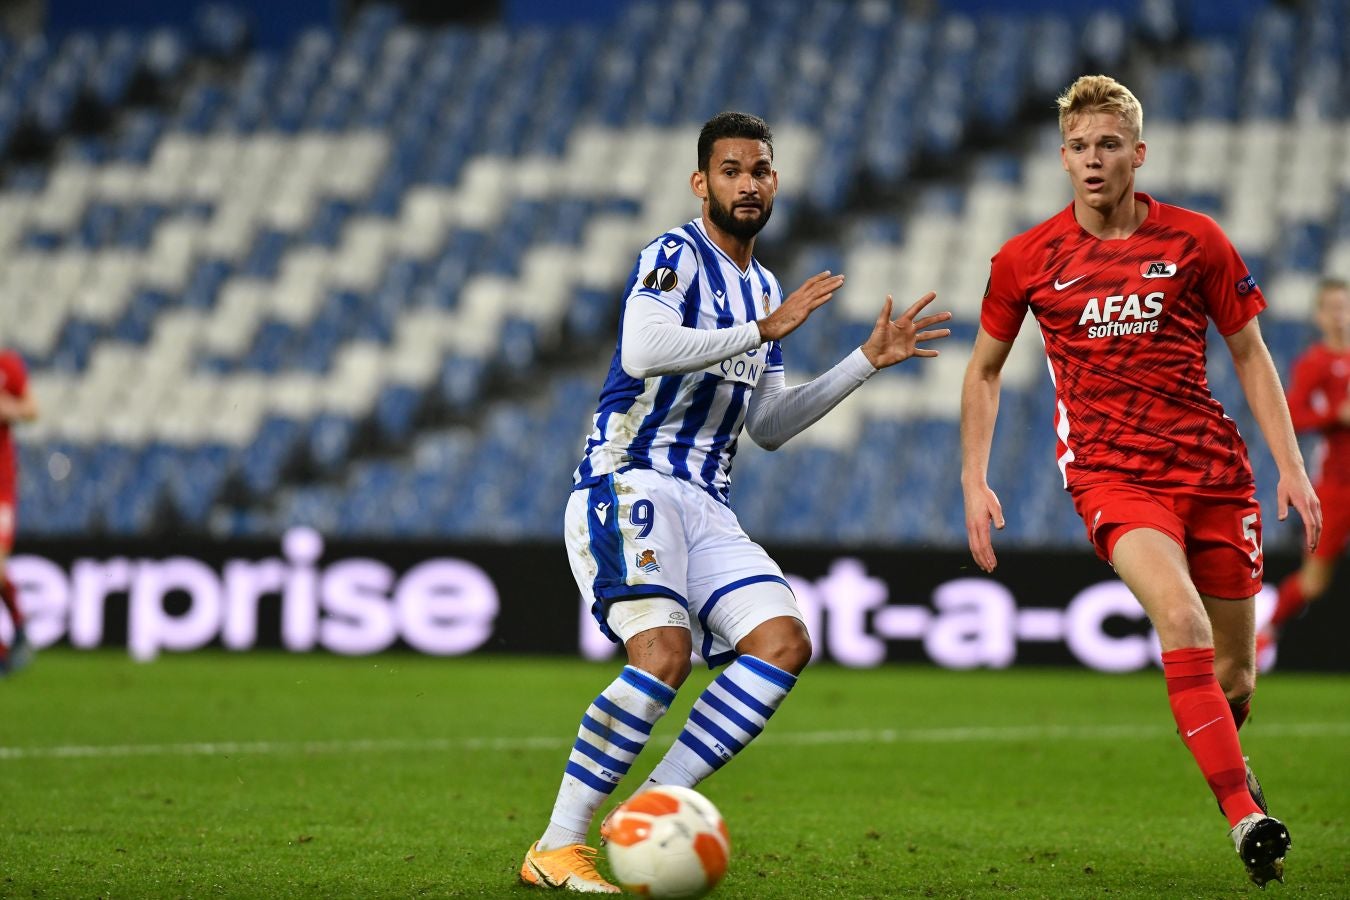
[
  {"x1": 756, "y1": 271, "x2": 845, "y2": 341},
  {"x1": 860, "y1": 292, "x2": 952, "y2": 368},
  {"x1": 0, "y1": 392, "x2": 36, "y2": 423},
  {"x1": 1224, "y1": 319, "x2": 1322, "y2": 552},
  {"x1": 960, "y1": 328, "x2": 1014, "y2": 573}
]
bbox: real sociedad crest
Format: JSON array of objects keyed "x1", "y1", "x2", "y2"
[{"x1": 762, "y1": 292, "x2": 770, "y2": 316}]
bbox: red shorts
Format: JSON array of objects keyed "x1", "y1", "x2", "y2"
[
  {"x1": 1313, "y1": 481, "x2": 1350, "y2": 562},
  {"x1": 0, "y1": 501, "x2": 12, "y2": 553},
  {"x1": 1070, "y1": 482, "x2": 1262, "y2": 600}
]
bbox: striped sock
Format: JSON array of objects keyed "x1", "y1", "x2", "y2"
[
  {"x1": 646, "y1": 655, "x2": 797, "y2": 788},
  {"x1": 538, "y1": 665, "x2": 677, "y2": 850}
]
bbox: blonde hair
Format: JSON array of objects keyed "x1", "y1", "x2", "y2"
[{"x1": 1057, "y1": 75, "x2": 1143, "y2": 141}]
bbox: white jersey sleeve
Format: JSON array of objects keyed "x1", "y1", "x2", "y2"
[
  {"x1": 743, "y1": 347, "x2": 877, "y2": 450},
  {"x1": 621, "y1": 295, "x2": 763, "y2": 379}
]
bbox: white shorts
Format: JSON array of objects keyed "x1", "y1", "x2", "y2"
[{"x1": 565, "y1": 468, "x2": 802, "y2": 667}]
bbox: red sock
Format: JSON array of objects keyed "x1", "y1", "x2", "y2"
[
  {"x1": 0, "y1": 575, "x2": 21, "y2": 629},
  {"x1": 1162, "y1": 647, "x2": 1260, "y2": 827},
  {"x1": 1229, "y1": 698, "x2": 1251, "y2": 732},
  {"x1": 1271, "y1": 574, "x2": 1306, "y2": 631},
  {"x1": 0, "y1": 577, "x2": 21, "y2": 626}
]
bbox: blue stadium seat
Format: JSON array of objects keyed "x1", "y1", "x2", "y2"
[
  {"x1": 373, "y1": 383, "x2": 423, "y2": 445},
  {"x1": 6, "y1": 0, "x2": 1343, "y2": 546},
  {"x1": 308, "y1": 413, "x2": 358, "y2": 475},
  {"x1": 239, "y1": 415, "x2": 303, "y2": 497}
]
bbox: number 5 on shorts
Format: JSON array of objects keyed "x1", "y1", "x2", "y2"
[{"x1": 1242, "y1": 512, "x2": 1261, "y2": 566}]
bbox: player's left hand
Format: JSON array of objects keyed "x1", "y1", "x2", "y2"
[
  {"x1": 1277, "y1": 470, "x2": 1322, "y2": 553},
  {"x1": 860, "y1": 292, "x2": 952, "y2": 369}
]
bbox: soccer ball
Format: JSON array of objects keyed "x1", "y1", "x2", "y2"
[{"x1": 601, "y1": 785, "x2": 730, "y2": 898}]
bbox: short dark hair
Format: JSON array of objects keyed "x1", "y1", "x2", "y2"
[
  {"x1": 697, "y1": 112, "x2": 773, "y2": 172},
  {"x1": 1317, "y1": 277, "x2": 1349, "y2": 309}
]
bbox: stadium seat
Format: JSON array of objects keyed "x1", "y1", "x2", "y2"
[{"x1": 1, "y1": 0, "x2": 1339, "y2": 551}]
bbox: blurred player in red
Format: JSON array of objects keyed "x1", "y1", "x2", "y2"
[
  {"x1": 1260, "y1": 278, "x2": 1350, "y2": 662},
  {"x1": 960, "y1": 75, "x2": 1320, "y2": 887},
  {"x1": 0, "y1": 347, "x2": 38, "y2": 675}
]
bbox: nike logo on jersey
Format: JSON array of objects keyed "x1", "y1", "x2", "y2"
[
  {"x1": 593, "y1": 502, "x2": 610, "y2": 524},
  {"x1": 1054, "y1": 274, "x2": 1087, "y2": 290},
  {"x1": 1185, "y1": 716, "x2": 1224, "y2": 738}
]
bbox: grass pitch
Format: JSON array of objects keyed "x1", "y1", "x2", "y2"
[{"x1": 1, "y1": 651, "x2": 1346, "y2": 898}]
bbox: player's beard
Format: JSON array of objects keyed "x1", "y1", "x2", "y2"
[{"x1": 707, "y1": 192, "x2": 773, "y2": 240}]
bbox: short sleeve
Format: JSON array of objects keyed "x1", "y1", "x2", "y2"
[
  {"x1": 979, "y1": 245, "x2": 1028, "y2": 342},
  {"x1": 1197, "y1": 217, "x2": 1267, "y2": 336},
  {"x1": 626, "y1": 233, "x2": 699, "y2": 317}
]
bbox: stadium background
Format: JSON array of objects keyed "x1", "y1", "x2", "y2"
[{"x1": 2, "y1": 0, "x2": 1348, "y2": 671}]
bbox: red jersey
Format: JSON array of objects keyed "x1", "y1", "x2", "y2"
[
  {"x1": 1286, "y1": 342, "x2": 1350, "y2": 487},
  {"x1": 981, "y1": 194, "x2": 1265, "y2": 491},
  {"x1": 0, "y1": 350, "x2": 27, "y2": 499}
]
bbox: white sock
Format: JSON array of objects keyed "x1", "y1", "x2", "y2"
[
  {"x1": 537, "y1": 665, "x2": 677, "y2": 850},
  {"x1": 645, "y1": 654, "x2": 796, "y2": 788}
]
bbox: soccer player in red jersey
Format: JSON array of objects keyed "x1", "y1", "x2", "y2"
[
  {"x1": 1260, "y1": 278, "x2": 1350, "y2": 660},
  {"x1": 960, "y1": 75, "x2": 1321, "y2": 887},
  {"x1": 0, "y1": 347, "x2": 38, "y2": 675}
]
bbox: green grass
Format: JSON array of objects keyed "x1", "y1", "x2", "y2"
[{"x1": 1, "y1": 651, "x2": 1347, "y2": 898}]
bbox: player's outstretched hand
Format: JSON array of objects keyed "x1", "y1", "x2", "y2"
[
  {"x1": 964, "y1": 482, "x2": 1005, "y2": 573},
  {"x1": 861, "y1": 292, "x2": 952, "y2": 369},
  {"x1": 1278, "y1": 471, "x2": 1323, "y2": 553},
  {"x1": 757, "y1": 271, "x2": 845, "y2": 342}
]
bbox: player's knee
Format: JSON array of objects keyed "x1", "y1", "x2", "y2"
[
  {"x1": 1302, "y1": 566, "x2": 1332, "y2": 599},
  {"x1": 639, "y1": 654, "x2": 692, "y2": 688},
  {"x1": 626, "y1": 628, "x2": 693, "y2": 688},
  {"x1": 738, "y1": 618, "x2": 812, "y2": 676},
  {"x1": 1151, "y1": 604, "x2": 1211, "y2": 648},
  {"x1": 1218, "y1": 664, "x2": 1256, "y2": 706},
  {"x1": 768, "y1": 633, "x2": 812, "y2": 675}
]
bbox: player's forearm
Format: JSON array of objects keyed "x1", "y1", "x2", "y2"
[
  {"x1": 744, "y1": 349, "x2": 875, "y2": 450},
  {"x1": 1234, "y1": 352, "x2": 1307, "y2": 478},
  {"x1": 620, "y1": 298, "x2": 762, "y2": 379},
  {"x1": 960, "y1": 370, "x2": 1001, "y2": 488},
  {"x1": 0, "y1": 393, "x2": 36, "y2": 423}
]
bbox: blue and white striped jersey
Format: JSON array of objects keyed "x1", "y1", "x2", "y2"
[{"x1": 574, "y1": 218, "x2": 786, "y2": 503}]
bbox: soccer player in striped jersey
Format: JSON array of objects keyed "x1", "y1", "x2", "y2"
[
  {"x1": 960, "y1": 75, "x2": 1320, "y2": 887},
  {"x1": 520, "y1": 111, "x2": 951, "y2": 893}
]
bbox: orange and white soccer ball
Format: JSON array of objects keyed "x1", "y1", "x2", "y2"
[{"x1": 601, "y1": 785, "x2": 730, "y2": 898}]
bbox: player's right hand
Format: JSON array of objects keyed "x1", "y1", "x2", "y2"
[
  {"x1": 964, "y1": 483, "x2": 1005, "y2": 573},
  {"x1": 757, "y1": 271, "x2": 845, "y2": 342},
  {"x1": 1277, "y1": 471, "x2": 1323, "y2": 554}
]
